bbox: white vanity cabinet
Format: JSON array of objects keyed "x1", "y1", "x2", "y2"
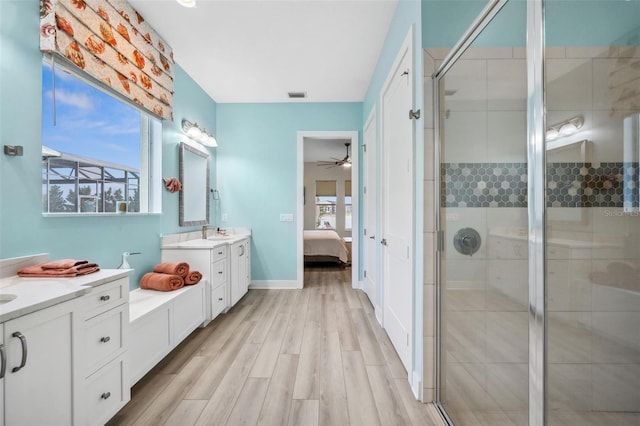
[
  {"x1": 2, "y1": 298, "x2": 78, "y2": 426},
  {"x1": 230, "y1": 238, "x2": 251, "y2": 306},
  {"x1": 77, "y1": 276, "x2": 130, "y2": 426},
  {"x1": 162, "y1": 245, "x2": 229, "y2": 325}
]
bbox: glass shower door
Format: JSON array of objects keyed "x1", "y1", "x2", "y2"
[
  {"x1": 435, "y1": 1, "x2": 529, "y2": 424},
  {"x1": 544, "y1": 1, "x2": 640, "y2": 424}
]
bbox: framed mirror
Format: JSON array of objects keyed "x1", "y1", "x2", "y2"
[{"x1": 179, "y1": 142, "x2": 210, "y2": 226}]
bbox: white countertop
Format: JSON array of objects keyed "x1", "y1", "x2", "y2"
[
  {"x1": 0, "y1": 269, "x2": 130, "y2": 323},
  {"x1": 161, "y1": 233, "x2": 251, "y2": 250}
]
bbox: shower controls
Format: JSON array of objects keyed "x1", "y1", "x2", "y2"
[{"x1": 453, "y1": 228, "x2": 481, "y2": 256}]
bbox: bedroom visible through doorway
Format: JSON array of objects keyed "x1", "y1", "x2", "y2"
[{"x1": 297, "y1": 131, "x2": 359, "y2": 290}]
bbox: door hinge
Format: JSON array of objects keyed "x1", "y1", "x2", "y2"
[
  {"x1": 364, "y1": 185, "x2": 367, "y2": 195},
  {"x1": 437, "y1": 230, "x2": 445, "y2": 252},
  {"x1": 364, "y1": 228, "x2": 367, "y2": 236},
  {"x1": 364, "y1": 270, "x2": 367, "y2": 278},
  {"x1": 363, "y1": 144, "x2": 367, "y2": 153},
  {"x1": 409, "y1": 109, "x2": 421, "y2": 120},
  {"x1": 407, "y1": 333, "x2": 409, "y2": 346}
]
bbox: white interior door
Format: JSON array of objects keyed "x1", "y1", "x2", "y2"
[
  {"x1": 363, "y1": 110, "x2": 378, "y2": 310},
  {"x1": 381, "y1": 34, "x2": 414, "y2": 372}
]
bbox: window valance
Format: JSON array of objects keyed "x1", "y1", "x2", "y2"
[
  {"x1": 40, "y1": 0, "x2": 174, "y2": 120},
  {"x1": 316, "y1": 180, "x2": 337, "y2": 197}
]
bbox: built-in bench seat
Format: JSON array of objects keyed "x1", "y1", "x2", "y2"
[{"x1": 128, "y1": 281, "x2": 206, "y2": 386}]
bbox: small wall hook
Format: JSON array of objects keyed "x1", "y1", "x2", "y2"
[{"x1": 4, "y1": 145, "x2": 23, "y2": 156}]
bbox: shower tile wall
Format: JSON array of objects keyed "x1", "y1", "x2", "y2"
[{"x1": 430, "y1": 44, "x2": 640, "y2": 421}]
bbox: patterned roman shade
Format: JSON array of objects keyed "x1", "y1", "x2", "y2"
[{"x1": 40, "y1": 0, "x2": 174, "y2": 120}]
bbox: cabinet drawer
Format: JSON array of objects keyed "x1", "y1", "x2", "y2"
[
  {"x1": 85, "y1": 305, "x2": 126, "y2": 376},
  {"x1": 84, "y1": 277, "x2": 128, "y2": 319},
  {"x1": 212, "y1": 259, "x2": 226, "y2": 287},
  {"x1": 211, "y1": 246, "x2": 227, "y2": 263},
  {"x1": 211, "y1": 284, "x2": 226, "y2": 319},
  {"x1": 85, "y1": 357, "x2": 128, "y2": 426}
]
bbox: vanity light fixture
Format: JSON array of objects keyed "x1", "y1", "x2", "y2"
[
  {"x1": 182, "y1": 119, "x2": 217, "y2": 147},
  {"x1": 546, "y1": 116, "x2": 584, "y2": 141},
  {"x1": 176, "y1": 0, "x2": 196, "y2": 8}
]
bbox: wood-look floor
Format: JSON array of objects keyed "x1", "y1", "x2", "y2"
[{"x1": 108, "y1": 266, "x2": 442, "y2": 426}]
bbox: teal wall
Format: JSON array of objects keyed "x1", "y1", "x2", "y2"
[
  {"x1": 422, "y1": 0, "x2": 489, "y2": 48},
  {"x1": 0, "y1": 0, "x2": 216, "y2": 288},
  {"x1": 215, "y1": 102, "x2": 362, "y2": 282}
]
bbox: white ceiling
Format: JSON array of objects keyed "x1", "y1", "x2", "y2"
[
  {"x1": 303, "y1": 138, "x2": 351, "y2": 162},
  {"x1": 128, "y1": 0, "x2": 398, "y2": 103}
]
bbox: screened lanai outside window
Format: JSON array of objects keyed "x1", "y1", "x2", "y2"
[
  {"x1": 315, "y1": 180, "x2": 337, "y2": 229},
  {"x1": 41, "y1": 59, "x2": 160, "y2": 214}
]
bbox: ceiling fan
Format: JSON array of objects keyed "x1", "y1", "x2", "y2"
[{"x1": 317, "y1": 142, "x2": 352, "y2": 168}]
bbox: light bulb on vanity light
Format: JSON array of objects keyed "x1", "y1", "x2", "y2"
[{"x1": 176, "y1": 0, "x2": 196, "y2": 7}]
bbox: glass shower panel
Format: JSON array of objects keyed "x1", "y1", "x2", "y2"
[
  {"x1": 436, "y1": 1, "x2": 528, "y2": 424},
  {"x1": 544, "y1": 1, "x2": 640, "y2": 425}
]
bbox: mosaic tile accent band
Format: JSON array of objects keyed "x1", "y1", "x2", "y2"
[{"x1": 441, "y1": 162, "x2": 640, "y2": 208}]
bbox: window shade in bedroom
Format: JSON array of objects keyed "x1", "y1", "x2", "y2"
[
  {"x1": 316, "y1": 180, "x2": 336, "y2": 197},
  {"x1": 345, "y1": 180, "x2": 352, "y2": 197},
  {"x1": 40, "y1": 0, "x2": 174, "y2": 120}
]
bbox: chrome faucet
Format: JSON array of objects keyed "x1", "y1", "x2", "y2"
[{"x1": 202, "y1": 225, "x2": 214, "y2": 239}]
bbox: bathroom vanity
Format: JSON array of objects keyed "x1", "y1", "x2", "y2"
[
  {"x1": 0, "y1": 255, "x2": 130, "y2": 426},
  {"x1": 161, "y1": 229, "x2": 251, "y2": 325}
]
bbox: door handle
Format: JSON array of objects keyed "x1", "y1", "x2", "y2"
[
  {"x1": 369, "y1": 235, "x2": 375, "y2": 240},
  {"x1": 0, "y1": 343, "x2": 6, "y2": 379},
  {"x1": 12, "y1": 332, "x2": 27, "y2": 373},
  {"x1": 380, "y1": 238, "x2": 388, "y2": 246}
]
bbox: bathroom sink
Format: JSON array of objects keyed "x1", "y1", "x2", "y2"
[{"x1": 0, "y1": 294, "x2": 17, "y2": 304}]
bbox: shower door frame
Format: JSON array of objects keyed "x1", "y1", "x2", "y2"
[{"x1": 432, "y1": 0, "x2": 546, "y2": 425}]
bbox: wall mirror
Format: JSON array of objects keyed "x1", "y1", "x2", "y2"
[{"x1": 179, "y1": 142, "x2": 210, "y2": 226}]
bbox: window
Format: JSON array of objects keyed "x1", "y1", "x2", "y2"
[
  {"x1": 315, "y1": 180, "x2": 336, "y2": 229},
  {"x1": 345, "y1": 180, "x2": 352, "y2": 230},
  {"x1": 41, "y1": 58, "x2": 161, "y2": 214}
]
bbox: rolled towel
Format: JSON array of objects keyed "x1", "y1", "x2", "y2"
[
  {"x1": 40, "y1": 259, "x2": 88, "y2": 270},
  {"x1": 184, "y1": 270, "x2": 202, "y2": 285},
  {"x1": 153, "y1": 262, "x2": 189, "y2": 278},
  {"x1": 140, "y1": 272, "x2": 184, "y2": 291}
]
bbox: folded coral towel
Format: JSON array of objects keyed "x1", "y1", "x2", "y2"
[
  {"x1": 153, "y1": 262, "x2": 189, "y2": 278},
  {"x1": 18, "y1": 262, "x2": 100, "y2": 277},
  {"x1": 184, "y1": 270, "x2": 202, "y2": 285},
  {"x1": 40, "y1": 259, "x2": 89, "y2": 269},
  {"x1": 140, "y1": 272, "x2": 184, "y2": 291}
]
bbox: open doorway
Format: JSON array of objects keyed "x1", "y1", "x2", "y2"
[{"x1": 296, "y1": 131, "x2": 359, "y2": 289}]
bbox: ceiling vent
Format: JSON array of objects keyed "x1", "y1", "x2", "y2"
[{"x1": 288, "y1": 91, "x2": 307, "y2": 99}]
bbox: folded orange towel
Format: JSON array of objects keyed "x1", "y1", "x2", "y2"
[
  {"x1": 40, "y1": 259, "x2": 88, "y2": 270},
  {"x1": 140, "y1": 272, "x2": 184, "y2": 291},
  {"x1": 184, "y1": 270, "x2": 202, "y2": 285},
  {"x1": 153, "y1": 262, "x2": 189, "y2": 278},
  {"x1": 18, "y1": 263, "x2": 100, "y2": 277}
]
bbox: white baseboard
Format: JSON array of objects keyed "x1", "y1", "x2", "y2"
[
  {"x1": 249, "y1": 280, "x2": 300, "y2": 289},
  {"x1": 356, "y1": 280, "x2": 365, "y2": 290}
]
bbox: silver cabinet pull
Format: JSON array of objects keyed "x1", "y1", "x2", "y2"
[
  {"x1": 101, "y1": 392, "x2": 111, "y2": 400},
  {"x1": 100, "y1": 295, "x2": 110, "y2": 301},
  {"x1": 218, "y1": 271, "x2": 223, "y2": 275},
  {"x1": 217, "y1": 251, "x2": 223, "y2": 255},
  {"x1": 0, "y1": 343, "x2": 6, "y2": 379},
  {"x1": 11, "y1": 332, "x2": 27, "y2": 373},
  {"x1": 100, "y1": 336, "x2": 111, "y2": 343},
  {"x1": 380, "y1": 238, "x2": 388, "y2": 246},
  {"x1": 218, "y1": 297, "x2": 223, "y2": 301}
]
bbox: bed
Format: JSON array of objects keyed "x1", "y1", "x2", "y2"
[{"x1": 304, "y1": 230, "x2": 350, "y2": 264}]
